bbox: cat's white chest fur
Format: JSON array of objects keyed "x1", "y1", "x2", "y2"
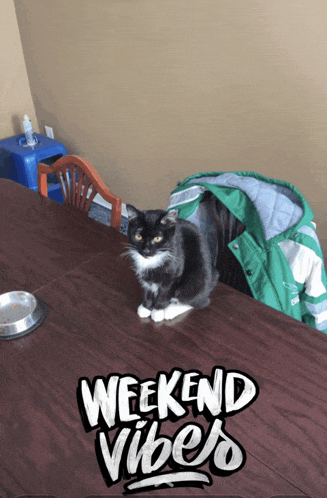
[{"x1": 129, "y1": 250, "x2": 169, "y2": 274}]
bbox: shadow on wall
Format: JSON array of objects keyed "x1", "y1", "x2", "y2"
[{"x1": 11, "y1": 115, "x2": 23, "y2": 136}]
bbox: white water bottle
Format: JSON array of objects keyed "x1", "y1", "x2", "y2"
[{"x1": 23, "y1": 115, "x2": 37, "y2": 146}]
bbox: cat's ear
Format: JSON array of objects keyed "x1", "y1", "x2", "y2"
[
  {"x1": 126, "y1": 204, "x2": 140, "y2": 220},
  {"x1": 160, "y1": 209, "x2": 179, "y2": 225}
]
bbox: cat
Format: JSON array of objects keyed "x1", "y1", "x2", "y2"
[{"x1": 126, "y1": 204, "x2": 219, "y2": 322}]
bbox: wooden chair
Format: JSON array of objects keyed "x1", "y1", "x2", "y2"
[{"x1": 38, "y1": 155, "x2": 122, "y2": 231}]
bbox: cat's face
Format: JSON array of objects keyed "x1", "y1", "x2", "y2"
[{"x1": 126, "y1": 205, "x2": 178, "y2": 259}]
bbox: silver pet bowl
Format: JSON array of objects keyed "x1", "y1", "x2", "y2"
[{"x1": 0, "y1": 291, "x2": 47, "y2": 340}]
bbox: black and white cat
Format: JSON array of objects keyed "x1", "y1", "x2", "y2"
[{"x1": 126, "y1": 204, "x2": 219, "y2": 322}]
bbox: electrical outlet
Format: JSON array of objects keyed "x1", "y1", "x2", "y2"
[{"x1": 45, "y1": 126, "x2": 54, "y2": 139}]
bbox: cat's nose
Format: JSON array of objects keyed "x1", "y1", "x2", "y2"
[{"x1": 143, "y1": 247, "x2": 152, "y2": 257}]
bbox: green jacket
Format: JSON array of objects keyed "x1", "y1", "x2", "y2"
[{"x1": 168, "y1": 171, "x2": 327, "y2": 334}]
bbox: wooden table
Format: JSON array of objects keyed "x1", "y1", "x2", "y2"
[{"x1": 0, "y1": 179, "x2": 326, "y2": 498}]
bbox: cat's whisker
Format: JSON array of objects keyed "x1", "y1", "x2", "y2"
[
  {"x1": 118, "y1": 248, "x2": 134, "y2": 260},
  {"x1": 120, "y1": 242, "x2": 133, "y2": 250},
  {"x1": 165, "y1": 252, "x2": 183, "y2": 264}
]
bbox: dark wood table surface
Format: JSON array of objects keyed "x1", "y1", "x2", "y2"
[{"x1": 1, "y1": 179, "x2": 326, "y2": 498}]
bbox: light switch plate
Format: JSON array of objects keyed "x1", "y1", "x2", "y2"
[{"x1": 45, "y1": 126, "x2": 54, "y2": 139}]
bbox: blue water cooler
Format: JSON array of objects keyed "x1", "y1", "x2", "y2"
[{"x1": 0, "y1": 133, "x2": 67, "y2": 203}]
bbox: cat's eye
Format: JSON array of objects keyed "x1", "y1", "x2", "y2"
[
  {"x1": 153, "y1": 236, "x2": 163, "y2": 243},
  {"x1": 135, "y1": 234, "x2": 143, "y2": 241}
]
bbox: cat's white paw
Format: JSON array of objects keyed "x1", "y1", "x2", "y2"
[
  {"x1": 137, "y1": 304, "x2": 151, "y2": 318},
  {"x1": 164, "y1": 302, "x2": 193, "y2": 320},
  {"x1": 151, "y1": 309, "x2": 165, "y2": 322}
]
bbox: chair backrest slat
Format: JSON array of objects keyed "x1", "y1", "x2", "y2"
[
  {"x1": 57, "y1": 171, "x2": 67, "y2": 203},
  {"x1": 71, "y1": 165, "x2": 77, "y2": 207},
  {"x1": 85, "y1": 186, "x2": 97, "y2": 213},
  {"x1": 65, "y1": 168, "x2": 72, "y2": 205}
]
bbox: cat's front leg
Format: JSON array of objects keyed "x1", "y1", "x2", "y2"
[
  {"x1": 150, "y1": 286, "x2": 172, "y2": 322},
  {"x1": 138, "y1": 288, "x2": 154, "y2": 318},
  {"x1": 151, "y1": 308, "x2": 166, "y2": 322},
  {"x1": 137, "y1": 303, "x2": 151, "y2": 318}
]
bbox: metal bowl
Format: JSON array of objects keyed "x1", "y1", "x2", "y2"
[{"x1": 0, "y1": 291, "x2": 47, "y2": 340}]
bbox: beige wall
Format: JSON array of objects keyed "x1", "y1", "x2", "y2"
[
  {"x1": 0, "y1": 0, "x2": 38, "y2": 139},
  {"x1": 12, "y1": 0, "x2": 327, "y2": 239}
]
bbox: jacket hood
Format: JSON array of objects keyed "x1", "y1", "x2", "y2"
[{"x1": 168, "y1": 171, "x2": 314, "y2": 244}]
